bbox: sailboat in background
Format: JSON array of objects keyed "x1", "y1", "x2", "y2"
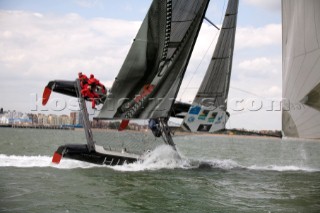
[
  {"x1": 282, "y1": 0, "x2": 320, "y2": 139},
  {"x1": 182, "y1": 0, "x2": 238, "y2": 133},
  {"x1": 43, "y1": 0, "x2": 239, "y2": 166}
]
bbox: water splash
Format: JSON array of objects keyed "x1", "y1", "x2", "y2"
[
  {"x1": 112, "y1": 145, "x2": 190, "y2": 171},
  {"x1": 1, "y1": 153, "x2": 318, "y2": 172},
  {"x1": 247, "y1": 165, "x2": 318, "y2": 172},
  {"x1": 112, "y1": 146, "x2": 245, "y2": 172},
  {"x1": 189, "y1": 159, "x2": 243, "y2": 170},
  {"x1": 0, "y1": 154, "x2": 99, "y2": 169}
]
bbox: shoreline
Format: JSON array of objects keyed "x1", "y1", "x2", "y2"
[
  {"x1": 172, "y1": 131, "x2": 282, "y2": 140},
  {"x1": 1, "y1": 125, "x2": 319, "y2": 141}
]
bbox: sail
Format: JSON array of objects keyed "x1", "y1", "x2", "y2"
[
  {"x1": 282, "y1": 0, "x2": 320, "y2": 139},
  {"x1": 98, "y1": 0, "x2": 210, "y2": 120},
  {"x1": 182, "y1": 0, "x2": 239, "y2": 133}
]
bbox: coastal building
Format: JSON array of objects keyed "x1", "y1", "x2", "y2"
[
  {"x1": 0, "y1": 111, "x2": 31, "y2": 125},
  {"x1": 0, "y1": 111, "x2": 82, "y2": 127},
  {"x1": 0, "y1": 114, "x2": 8, "y2": 124},
  {"x1": 48, "y1": 114, "x2": 58, "y2": 126},
  {"x1": 59, "y1": 115, "x2": 71, "y2": 125},
  {"x1": 70, "y1": 111, "x2": 83, "y2": 126},
  {"x1": 37, "y1": 114, "x2": 49, "y2": 126},
  {"x1": 70, "y1": 112, "x2": 76, "y2": 125}
]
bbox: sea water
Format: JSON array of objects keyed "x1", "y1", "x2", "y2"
[{"x1": 0, "y1": 128, "x2": 319, "y2": 212}]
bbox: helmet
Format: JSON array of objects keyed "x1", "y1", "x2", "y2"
[{"x1": 90, "y1": 74, "x2": 94, "y2": 78}]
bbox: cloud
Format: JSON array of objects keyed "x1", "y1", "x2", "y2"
[
  {"x1": 238, "y1": 57, "x2": 281, "y2": 78},
  {"x1": 239, "y1": 57, "x2": 272, "y2": 70},
  {"x1": 267, "y1": 86, "x2": 282, "y2": 97},
  {"x1": 244, "y1": 0, "x2": 281, "y2": 11},
  {"x1": 0, "y1": 10, "x2": 140, "y2": 83},
  {"x1": 235, "y1": 24, "x2": 281, "y2": 49},
  {"x1": 230, "y1": 56, "x2": 282, "y2": 101}
]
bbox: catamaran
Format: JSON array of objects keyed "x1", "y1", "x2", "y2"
[{"x1": 42, "y1": 0, "x2": 239, "y2": 166}]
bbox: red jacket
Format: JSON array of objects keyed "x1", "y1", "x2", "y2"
[
  {"x1": 79, "y1": 74, "x2": 88, "y2": 88},
  {"x1": 81, "y1": 86, "x2": 99, "y2": 98},
  {"x1": 88, "y1": 75, "x2": 106, "y2": 94},
  {"x1": 88, "y1": 76, "x2": 99, "y2": 86}
]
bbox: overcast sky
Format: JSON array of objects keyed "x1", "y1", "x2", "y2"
[{"x1": 0, "y1": 0, "x2": 282, "y2": 130}]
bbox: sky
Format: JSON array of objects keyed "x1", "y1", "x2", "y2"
[{"x1": 0, "y1": 0, "x2": 282, "y2": 130}]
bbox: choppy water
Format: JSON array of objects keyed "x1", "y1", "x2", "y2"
[{"x1": 0, "y1": 128, "x2": 320, "y2": 212}]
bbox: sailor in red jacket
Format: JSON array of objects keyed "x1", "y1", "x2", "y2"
[
  {"x1": 81, "y1": 85, "x2": 99, "y2": 109},
  {"x1": 88, "y1": 74, "x2": 106, "y2": 94},
  {"x1": 78, "y1": 72, "x2": 88, "y2": 88}
]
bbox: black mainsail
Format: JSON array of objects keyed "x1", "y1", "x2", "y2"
[
  {"x1": 182, "y1": 0, "x2": 239, "y2": 133},
  {"x1": 98, "y1": 0, "x2": 210, "y2": 120}
]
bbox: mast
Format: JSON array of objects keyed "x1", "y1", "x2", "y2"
[{"x1": 75, "y1": 79, "x2": 95, "y2": 152}]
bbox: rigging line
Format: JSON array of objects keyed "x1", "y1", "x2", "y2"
[
  {"x1": 230, "y1": 86, "x2": 267, "y2": 100},
  {"x1": 179, "y1": 33, "x2": 218, "y2": 99},
  {"x1": 229, "y1": 87, "x2": 283, "y2": 111},
  {"x1": 179, "y1": 0, "x2": 227, "y2": 100},
  {"x1": 220, "y1": 0, "x2": 227, "y2": 23},
  {"x1": 204, "y1": 17, "x2": 220, "y2": 30}
]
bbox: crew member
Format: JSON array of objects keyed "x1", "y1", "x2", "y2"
[
  {"x1": 81, "y1": 85, "x2": 99, "y2": 109},
  {"x1": 78, "y1": 72, "x2": 88, "y2": 88},
  {"x1": 88, "y1": 74, "x2": 106, "y2": 94},
  {"x1": 148, "y1": 118, "x2": 162, "y2": 137}
]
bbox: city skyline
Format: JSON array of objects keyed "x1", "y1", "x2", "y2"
[{"x1": 0, "y1": 109, "x2": 83, "y2": 126}]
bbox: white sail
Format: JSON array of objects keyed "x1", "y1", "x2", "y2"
[
  {"x1": 182, "y1": 0, "x2": 239, "y2": 133},
  {"x1": 282, "y1": 0, "x2": 320, "y2": 139}
]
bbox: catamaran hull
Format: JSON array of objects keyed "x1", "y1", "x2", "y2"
[{"x1": 52, "y1": 144, "x2": 138, "y2": 166}]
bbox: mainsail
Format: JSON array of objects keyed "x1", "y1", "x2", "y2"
[
  {"x1": 282, "y1": 0, "x2": 320, "y2": 139},
  {"x1": 182, "y1": 0, "x2": 239, "y2": 133},
  {"x1": 98, "y1": 0, "x2": 210, "y2": 120}
]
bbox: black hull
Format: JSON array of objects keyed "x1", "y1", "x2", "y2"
[{"x1": 54, "y1": 144, "x2": 138, "y2": 166}]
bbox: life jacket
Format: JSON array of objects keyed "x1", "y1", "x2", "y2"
[
  {"x1": 88, "y1": 76, "x2": 99, "y2": 87},
  {"x1": 88, "y1": 75, "x2": 106, "y2": 95},
  {"x1": 81, "y1": 86, "x2": 99, "y2": 99},
  {"x1": 79, "y1": 74, "x2": 88, "y2": 88}
]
